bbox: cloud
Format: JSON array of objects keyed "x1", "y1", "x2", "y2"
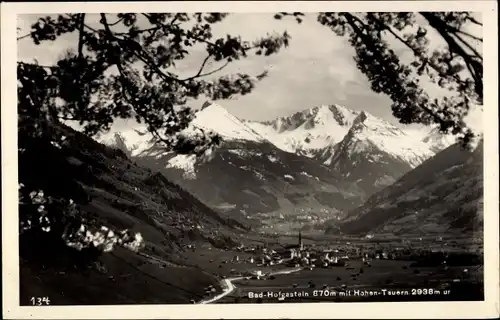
[{"x1": 17, "y1": 12, "x2": 482, "y2": 131}]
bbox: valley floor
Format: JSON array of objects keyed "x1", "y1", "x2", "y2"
[
  {"x1": 215, "y1": 259, "x2": 483, "y2": 303},
  {"x1": 20, "y1": 234, "x2": 483, "y2": 305}
]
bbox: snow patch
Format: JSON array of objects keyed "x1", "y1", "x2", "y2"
[
  {"x1": 246, "y1": 104, "x2": 359, "y2": 157},
  {"x1": 300, "y1": 171, "x2": 320, "y2": 181},
  {"x1": 190, "y1": 103, "x2": 266, "y2": 142},
  {"x1": 268, "y1": 155, "x2": 279, "y2": 163},
  {"x1": 341, "y1": 112, "x2": 435, "y2": 168},
  {"x1": 228, "y1": 149, "x2": 263, "y2": 158},
  {"x1": 300, "y1": 171, "x2": 313, "y2": 178},
  {"x1": 254, "y1": 171, "x2": 265, "y2": 180},
  {"x1": 166, "y1": 154, "x2": 197, "y2": 179},
  {"x1": 228, "y1": 149, "x2": 248, "y2": 157},
  {"x1": 97, "y1": 128, "x2": 154, "y2": 157}
]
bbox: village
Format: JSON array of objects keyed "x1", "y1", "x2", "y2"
[
  {"x1": 185, "y1": 231, "x2": 484, "y2": 303},
  {"x1": 195, "y1": 232, "x2": 481, "y2": 282}
]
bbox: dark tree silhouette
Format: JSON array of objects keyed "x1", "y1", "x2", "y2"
[
  {"x1": 18, "y1": 13, "x2": 290, "y2": 152},
  {"x1": 17, "y1": 13, "x2": 290, "y2": 260},
  {"x1": 277, "y1": 12, "x2": 483, "y2": 147}
]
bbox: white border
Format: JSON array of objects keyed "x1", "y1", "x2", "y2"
[{"x1": 2, "y1": 1, "x2": 498, "y2": 319}]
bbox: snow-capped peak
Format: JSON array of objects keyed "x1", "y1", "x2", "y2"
[
  {"x1": 97, "y1": 102, "x2": 266, "y2": 157},
  {"x1": 189, "y1": 102, "x2": 266, "y2": 143},
  {"x1": 312, "y1": 105, "x2": 357, "y2": 127},
  {"x1": 421, "y1": 127, "x2": 457, "y2": 153},
  {"x1": 270, "y1": 104, "x2": 359, "y2": 133},
  {"x1": 324, "y1": 104, "x2": 360, "y2": 126},
  {"x1": 350, "y1": 111, "x2": 407, "y2": 138},
  {"x1": 246, "y1": 104, "x2": 360, "y2": 156},
  {"x1": 98, "y1": 129, "x2": 154, "y2": 157},
  {"x1": 331, "y1": 110, "x2": 436, "y2": 168}
]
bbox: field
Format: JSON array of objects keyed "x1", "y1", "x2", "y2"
[
  {"x1": 182, "y1": 248, "x2": 285, "y2": 277},
  {"x1": 20, "y1": 239, "x2": 294, "y2": 305},
  {"x1": 19, "y1": 228, "x2": 484, "y2": 305},
  {"x1": 20, "y1": 247, "x2": 218, "y2": 305},
  {"x1": 216, "y1": 259, "x2": 483, "y2": 303}
]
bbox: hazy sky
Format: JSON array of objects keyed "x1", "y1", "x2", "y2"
[{"x1": 17, "y1": 12, "x2": 482, "y2": 132}]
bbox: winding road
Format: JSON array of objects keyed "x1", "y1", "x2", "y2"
[
  {"x1": 137, "y1": 251, "x2": 303, "y2": 304},
  {"x1": 199, "y1": 267, "x2": 303, "y2": 304}
]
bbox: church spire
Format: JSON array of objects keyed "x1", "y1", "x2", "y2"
[{"x1": 299, "y1": 231, "x2": 303, "y2": 250}]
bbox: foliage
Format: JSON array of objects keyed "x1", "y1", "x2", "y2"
[
  {"x1": 18, "y1": 128, "x2": 145, "y2": 269},
  {"x1": 17, "y1": 13, "x2": 289, "y2": 261},
  {"x1": 18, "y1": 13, "x2": 290, "y2": 153},
  {"x1": 277, "y1": 12, "x2": 483, "y2": 148}
]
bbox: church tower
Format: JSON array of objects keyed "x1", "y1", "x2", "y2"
[{"x1": 299, "y1": 231, "x2": 303, "y2": 251}]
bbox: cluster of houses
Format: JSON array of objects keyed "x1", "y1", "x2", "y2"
[
  {"x1": 230, "y1": 232, "x2": 378, "y2": 269},
  {"x1": 224, "y1": 232, "x2": 442, "y2": 274},
  {"x1": 207, "y1": 232, "x2": 481, "y2": 290}
]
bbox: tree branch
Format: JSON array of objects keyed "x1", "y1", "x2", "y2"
[
  {"x1": 99, "y1": 13, "x2": 188, "y2": 88},
  {"x1": 17, "y1": 33, "x2": 31, "y2": 41},
  {"x1": 345, "y1": 13, "x2": 367, "y2": 30},
  {"x1": 466, "y1": 15, "x2": 483, "y2": 26},
  {"x1": 114, "y1": 25, "x2": 158, "y2": 37},
  {"x1": 180, "y1": 54, "x2": 230, "y2": 81},
  {"x1": 17, "y1": 61, "x2": 59, "y2": 71},
  {"x1": 140, "y1": 13, "x2": 218, "y2": 47},
  {"x1": 108, "y1": 17, "x2": 124, "y2": 26},
  {"x1": 448, "y1": 30, "x2": 483, "y2": 61},
  {"x1": 100, "y1": 13, "x2": 181, "y2": 149},
  {"x1": 191, "y1": 54, "x2": 212, "y2": 78},
  {"x1": 342, "y1": 13, "x2": 459, "y2": 131},
  {"x1": 77, "y1": 13, "x2": 86, "y2": 60},
  {"x1": 452, "y1": 29, "x2": 482, "y2": 43},
  {"x1": 421, "y1": 12, "x2": 483, "y2": 99},
  {"x1": 191, "y1": 60, "x2": 230, "y2": 80},
  {"x1": 367, "y1": 13, "x2": 469, "y2": 88},
  {"x1": 429, "y1": 16, "x2": 483, "y2": 60},
  {"x1": 169, "y1": 13, "x2": 180, "y2": 26}
]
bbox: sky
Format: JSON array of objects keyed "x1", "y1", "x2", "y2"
[{"x1": 17, "y1": 12, "x2": 482, "y2": 134}]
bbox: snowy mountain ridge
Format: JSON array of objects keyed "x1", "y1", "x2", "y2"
[
  {"x1": 95, "y1": 101, "x2": 469, "y2": 231},
  {"x1": 98, "y1": 101, "x2": 456, "y2": 174},
  {"x1": 190, "y1": 102, "x2": 267, "y2": 143},
  {"x1": 244, "y1": 104, "x2": 360, "y2": 157},
  {"x1": 327, "y1": 111, "x2": 436, "y2": 169},
  {"x1": 98, "y1": 130, "x2": 154, "y2": 157},
  {"x1": 98, "y1": 102, "x2": 267, "y2": 158}
]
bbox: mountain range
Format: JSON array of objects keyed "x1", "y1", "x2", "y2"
[
  {"x1": 20, "y1": 101, "x2": 482, "y2": 305},
  {"x1": 329, "y1": 140, "x2": 483, "y2": 237},
  {"x1": 99, "y1": 101, "x2": 464, "y2": 233}
]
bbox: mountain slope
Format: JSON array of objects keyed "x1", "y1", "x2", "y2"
[
  {"x1": 163, "y1": 141, "x2": 362, "y2": 221},
  {"x1": 19, "y1": 122, "x2": 245, "y2": 305},
  {"x1": 318, "y1": 111, "x2": 436, "y2": 198},
  {"x1": 331, "y1": 142, "x2": 483, "y2": 237},
  {"x1": 98, "y1": 129, "x2": 154, "y2": 158},
  {"x1": 192, "y1": 103, "x2": 267, "y2": 142},
  {"x1": 245, "y1": 104, "x2": 359, "y2": 157},
  {"x1": 99, "y1": 102, "x2": 454, "y2": 228},
  {"x1": 117, "y1": 103, "x2": 367, "y2": 231},
  {"x1": 246, "y1": 105, "x2": 445, "y2": 200}
]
